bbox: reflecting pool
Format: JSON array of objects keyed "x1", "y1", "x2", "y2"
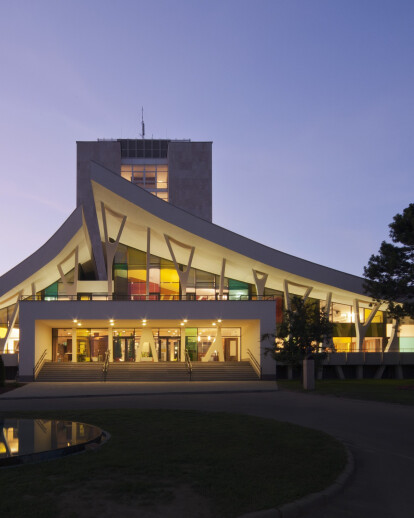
[{"x1": 0, "y1": 418, "x2": 104, "y2": 466}]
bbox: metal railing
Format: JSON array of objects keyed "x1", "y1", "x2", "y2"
[
  {"x1": 33, "y1": 348, "x2": 48, "y2": 380},
  {"x1": 21, "y1": 294, "x2": 278, "y2": 302},
  {"x1": 247, "y1": 348, "x2": 262, "y2": 379},
  {"x1": 185, "y1": 350, "x2": 193, "y2": 381},
  {"x1": 102, "y1": 351, "x2": 110, "y2": 381}
]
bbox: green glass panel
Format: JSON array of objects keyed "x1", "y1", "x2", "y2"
[
  {"x1": 228, "y1": 279, "x2": 249, "y2": 290},
  {"x1": 185, "y1": 328, "x2": 197, "y2": 337},
  {"x1": 185, "y1": 336, "x2": 198, "y2": 361},
  {"x1": 333, "y1": 323, "x2": 354, "y2": 337},
  {"x1": 45, "y1": 282, "x2": 58, "y2": 299},
  {"x1": 365, "y1": 323, "x2": 386, "y2": 337},
  {"x1": 400, "y1": 337, "x2": 414, "y2": 352}
]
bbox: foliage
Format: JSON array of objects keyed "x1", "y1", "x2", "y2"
[
  {"x1": 0, "y1": 355, "x2": 5, "y2": 387},
  {"x1": 113, "y1": 337, "x2": 122, "y2": 360},
  {"x1": 364, "y1": 203, "x2": 414, "y2": 323},
  {"x1": 262, "y1": 295, "x2": 333, "y2": 366}
]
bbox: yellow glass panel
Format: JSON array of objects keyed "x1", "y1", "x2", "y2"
[
  {"x1": 365, "y1": 309, "x2": 383, "y2": 323},
  {"x1": 333, "y1": 337, "x2": 353, "y2": 352},
  {"x1": 0, "y1": 326, "x2": 7, "y2": 338},
  {"x1": 129, "y1": 268, "x2": 146, "y2": 282},
  {"x1": 160, "y1": 268, "x2": 179, "y2": 283}
]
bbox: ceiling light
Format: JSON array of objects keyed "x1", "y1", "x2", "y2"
[
  {"x1": 73, "y1": 319, "x2": 77, "y2": 323},
  {"x1": 212, "y1": 322, "x2": 216, "y2": 326},
  {"x1": 217, "y1": 319, "x2": 222, "y2": 323},
  {"x1": 77, "y1": 322, "x2": 81, "y2": 326},
  {"x1": 180, "y1": 322, "x2": 184, "y2": 326},
  {"x1": 183, "y1": 319, "x2": 188, "y2": 323}
]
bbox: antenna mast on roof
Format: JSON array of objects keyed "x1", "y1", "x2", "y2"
[{"x1": 140, "y1": 107, "x2": 145, "y2": 139}]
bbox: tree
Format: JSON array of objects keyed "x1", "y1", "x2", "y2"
[
  {"x1": 262, "y1": 295, "x2": 333, "y2": 368},
  {"x1": 364, "y1": 203, "x2": 414, "y2": 349}
]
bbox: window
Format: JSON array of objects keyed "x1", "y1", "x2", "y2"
[{"x1": 120, "y1": 163, "x2": 169, "y2": 201}]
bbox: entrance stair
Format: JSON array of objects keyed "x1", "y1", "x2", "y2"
[{"x1": 36, "y1": 361, "x2": 259, "y2": 382}]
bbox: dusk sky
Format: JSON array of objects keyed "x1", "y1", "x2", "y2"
[{"x1": 0, "y1": 0, "x2": 413, "y2": 277}]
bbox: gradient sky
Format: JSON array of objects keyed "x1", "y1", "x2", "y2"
[{"x1": 0, "y1": 0, "x2": 413, "y2": 277}]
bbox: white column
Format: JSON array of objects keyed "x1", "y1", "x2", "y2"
[
  {"x1": 71, "y1": 328, "x2": 77, "y2": 362},
  {"x1": 108, "y1": 327, "x2": 113, "y2": 361},
  {"x1": 181, "y1": 327, "x2": 186, "y2": 362}
]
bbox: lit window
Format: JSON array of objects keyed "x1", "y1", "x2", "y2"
[{"x1": 121, "y1": 163, "x2": 168, "y2": 200}]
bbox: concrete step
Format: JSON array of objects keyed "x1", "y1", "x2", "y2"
[{"x1": 36, "y1": 361, "x2": 259, "y2": 382}]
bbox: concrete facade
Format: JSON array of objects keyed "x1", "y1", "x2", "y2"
[{"x1": 168, "y1": 141, "x2": 212, "y2": 221}]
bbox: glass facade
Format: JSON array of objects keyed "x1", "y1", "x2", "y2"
[
  {"x1": 121, "y1": 163, "x2": 168, "y2": 201},
  {"x1": 111, "y1": 243, "x2": 284, "y2": 302},
  {"x1": 52, "y1": 329, "x2": 108, "y2": 362},
  {"x1": 51, "y1": 326, "x2": 241, "y2": 363}
]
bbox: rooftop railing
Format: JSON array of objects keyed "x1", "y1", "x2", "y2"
[{"x1": 21, "y1": 294, "x2": 278, "y2": 302}]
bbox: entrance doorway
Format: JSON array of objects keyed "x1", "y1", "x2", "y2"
[
  {"x1": 224, "y1": 338, "x2": 239, "y2": 361},
  {"x1": 158, "y1": 337, "x2": 180, "y2": 361}
]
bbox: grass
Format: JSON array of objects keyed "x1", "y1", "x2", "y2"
[
  {"x1": 0, "y1": 409, "x2": 346, "y2": 518},
  {"x1": 277, "y1": 379, "x2": 414, "y2": 405}
]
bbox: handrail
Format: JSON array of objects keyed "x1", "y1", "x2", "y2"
[
  {"x1": 102, "y1": 350, "x2": 110, "y2": 381},
  {"x1": 185, "y1": 349, "x2": 193, "y2": 381},
  {"x1": 247, "y1": 348, "x2": 262, "y2": 379},
  {"x1": 20, "y1": 294, "x2": 279, "y2": 302},
  {"x1": 33, "y1": 348, "x2": 48, "y2": 380}
]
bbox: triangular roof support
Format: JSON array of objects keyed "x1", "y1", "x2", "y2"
[
  {"x1": 101, "y1": 202, "x2": 127, "y2": 296},
  {"x1": 57, "y1": 247, "x2": 79, "y2": 297},
  {"x1": 164, "y1": 235, "x2": 195, "y2": 297},
  {"x1": 252, "y1": 269, "x2": 268, "y2": 299}
]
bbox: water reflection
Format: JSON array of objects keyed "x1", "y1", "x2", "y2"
[{"x1": 0, "y1": 419, "x2": 103, "y2": 466}]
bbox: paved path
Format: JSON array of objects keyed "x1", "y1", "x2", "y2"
[{"x1": 1, "y1": 382, "x2": 413, "y2": 518}]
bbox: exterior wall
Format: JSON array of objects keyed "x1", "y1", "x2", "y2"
[
  {"x1": 18, "y1": 299, "x2": 276, "y2": 373},
  {"x1": 35, "y1": 321, "x2": 52, "y2": 364},
  {"x1": 168, "y1": 142, "x2": 212, "y2": 221},
  {"x1": 241, "y1": 321, "x2": 261, "y2": 361},
  {"x1": 19, "y1": 309, "x2": 35, "y2": 378}
]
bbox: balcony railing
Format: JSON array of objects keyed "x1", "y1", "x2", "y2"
[{"x1": 21, "y1": 294, "x2": 278, "y2": 302}]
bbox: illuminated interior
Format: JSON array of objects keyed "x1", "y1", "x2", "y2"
[{"x1": 121, "y1": 163, "x2": 168, "y2": 201}]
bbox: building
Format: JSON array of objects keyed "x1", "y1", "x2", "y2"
[{"x1": 1, "y1": 137, "x2": 413, "y2": 381}]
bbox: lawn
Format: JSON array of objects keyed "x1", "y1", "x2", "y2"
[
  {"x1": 0, "y1": 409, "x2": 346, "y2": 518},
  {"x1": 277, "y1": 379, "x2": 414, "y2": 405}
]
